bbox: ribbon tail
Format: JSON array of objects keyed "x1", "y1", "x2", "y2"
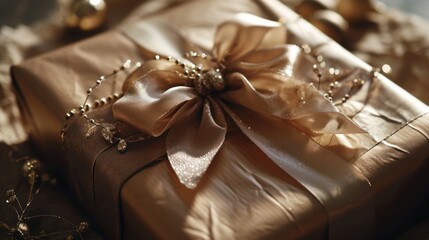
[
  {"x1": 221, "y1": 103, "x2": 374, "y2": 239},
  {"x1": 167, "y1": 98, "x2": 227, "y2": 189}
]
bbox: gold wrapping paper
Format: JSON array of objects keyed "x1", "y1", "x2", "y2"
[{"x1": 11, "y1": 0, "x2": 429, "y2": 239}]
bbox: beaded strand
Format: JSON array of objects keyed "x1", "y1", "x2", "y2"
[
  {"x1": 61, "y1": 48, "x2": 382, "y2": 153},
  {"x1": 60, "y1": 60, "x2": 147, "y2": 152},
  {"x1": 301, "y1": 44, "x2": 367, "y2": 105}
]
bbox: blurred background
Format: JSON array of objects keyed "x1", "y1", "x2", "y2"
[{"x1": 380, "y1": 0, "x2": 429, "y2": 19}]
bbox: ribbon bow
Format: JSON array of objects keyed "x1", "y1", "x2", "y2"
[{"x1": 113, "y1": 14, "x2": 364, "y2": 189}]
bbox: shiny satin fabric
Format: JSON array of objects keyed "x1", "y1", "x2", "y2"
[
  {"x1": 11, "y1": 0, "x2": 429, "y2": 239},
  {"x1": 114, "y1": 14, "x2": 369, "y2": 189}
]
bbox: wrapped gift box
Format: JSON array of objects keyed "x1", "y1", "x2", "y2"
[{"x1": 11, "y1": 0, "x2": 429, "y2": 239}]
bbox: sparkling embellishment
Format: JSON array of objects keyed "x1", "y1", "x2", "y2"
[
  {"x1": 194, "y1": 69, "x2": 225, "y2": 95},
  {"x1": 22, "y1": 159, "x2": 41, "y2": 174},
  {"x1": 76, "y1": 221, "x2": 90, "y2": 234},
  {"x1": 5, "y1": 189, "x2": 16, "y2": 204},
  {"x1": 154, "y1": 52, "x2": 225, "y2": 96},
  {"x1": 101, "y1": 123, "x2": 116, "y2": 143},
  {"x1": 85, "y1": 125, "x2": 97, "y2": 138},
  {"x1": 118, "y1": 139, "x2": 127, "y2": 152}
]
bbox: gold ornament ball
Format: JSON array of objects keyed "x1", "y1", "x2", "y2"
[
  {"x1": 67, "y1": 0, "x2": 107, "y2": 31},
  {"x1": 336, "y1": 0, "x2": 376, "y2": 22},
  {"x1": 309, "y1": 10, "x2": 348, "y2": 44}
]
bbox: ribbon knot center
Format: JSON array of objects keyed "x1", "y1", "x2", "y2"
[{"x1": 193, "y1": 68, "x2": 225, "y2": 95}]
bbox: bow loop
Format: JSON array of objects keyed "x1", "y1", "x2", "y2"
[
  {"x1": 113, "y1": 69, "x2": 197, "y2": 137},
  {"x1": 213, "y1": 13, "x2": 286, "y2": 64}
]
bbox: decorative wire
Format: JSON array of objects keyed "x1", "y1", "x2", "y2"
[{"x1": 0, "y1": 150, "x2": 89, "y2": 240}]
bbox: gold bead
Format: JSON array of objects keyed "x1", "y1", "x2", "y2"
[
  {"x1": 22, "y1": 159, "x2": 41, "y2": 176},
  {"x1": 353, "y1": 79, "x2": 365, "y2": 87}
]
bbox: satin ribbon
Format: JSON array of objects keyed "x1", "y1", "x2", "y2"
[{"x1": 113, "y1": 13, "x2": 367, "y2": 189}]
